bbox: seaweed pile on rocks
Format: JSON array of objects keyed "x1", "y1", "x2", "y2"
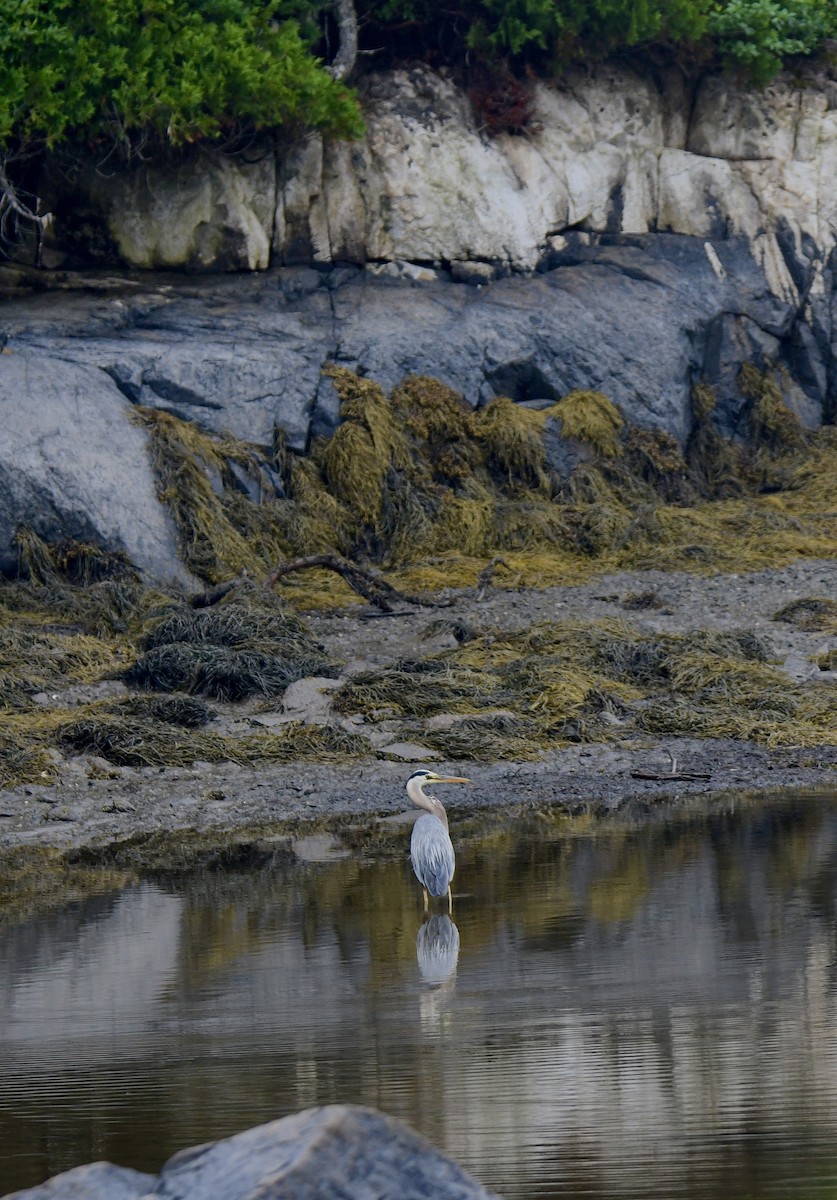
[
  {"x1": 332, "y1": 617, "x2": 836, "y2": 760},
  {"x1": 1, "y1": 365, "x2": 835, "y2": 790},
  {"x1": 0, "y1": 554, "x2": 363, "y2": 785},
  {"x1": 135, "y1": 365, "x2": 837, "y2": 605},
  {"x1": 126, "y1": 595, "x2": 335, "y2": 700}
]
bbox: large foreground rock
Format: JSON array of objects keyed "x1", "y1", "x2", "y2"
[{"x1": 4, "y1": 1105, "x2": 499, "y2": 1200}]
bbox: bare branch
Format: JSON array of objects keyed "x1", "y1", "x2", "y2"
[
  {"x1": 476, "y1": 556, "x2": 518, "y2": 599},
  {"x1": 0, "y1": 156, "x2": 52, "y2": 260}
]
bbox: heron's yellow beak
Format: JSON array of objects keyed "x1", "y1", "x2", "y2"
[{"x1": 431, "y1": 775, "x2": 471, "y2": 784}]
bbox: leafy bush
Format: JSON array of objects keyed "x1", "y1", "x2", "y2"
[
  {"x1": 707, "y1": 0, "x2": 835, "y2": 82},
  {"x1": 364, "y1": 0, "x2": 836, "y2": 77},
  {"x1": 0, "y1": 0, "x2": 362, "y2": 153},
  {"x1": 465, "y1": 0, "x2": 709, "y2": 59},
  {"x1": 0, "y1": 0, "x2": 833, "y2": 232}
]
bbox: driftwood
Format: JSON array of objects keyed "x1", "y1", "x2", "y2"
[
  {"x1": 630, "y1": 751, "x2": 710, "y2": 782},
  {"x1": 266, "y1": 554, "x2": 453, "y2": 612},
  {"x1": 191, "y1": 578, "x2": 244, "y2": 608},
  {"x1": 476, "y1": 556, "x2": 517, "y2": 599},
  {"x1": 630, "y1": 771, "x2": 712, "y2": 782},
  {"x1": 191, "y1": 556, "x2": 453, "y2": 613}
]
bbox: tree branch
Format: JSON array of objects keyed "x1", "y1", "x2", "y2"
[{"x1": 0, "y1": 156, "x2": 52, "y2": 262}]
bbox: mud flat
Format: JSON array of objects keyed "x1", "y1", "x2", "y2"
[{"x1": 1, "y1": 560, "x2": 834, "y2": 885}]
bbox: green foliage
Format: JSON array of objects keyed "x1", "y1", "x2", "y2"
[
  {"x1": 467, "y1": 0, "x2": 710, "y2": 59},
  {"x1": 365, "y1": 0, "x2": 835, "y2": 79},
  {"x1": 707, "y1": 0, "x2": 835, "y2": 82},
  {"x1": 0, "y1": 0, "x2": 361, "y2": 153},
  {"x1": 0, "y1": 0, "x2": 833, "y2": 179}
]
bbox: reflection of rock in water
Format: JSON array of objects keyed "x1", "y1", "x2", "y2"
[{"x1": 416, "y1": 915, "x2": 460, "y2": 986}]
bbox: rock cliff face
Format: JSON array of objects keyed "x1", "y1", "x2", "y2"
[
  {"x1": 46, "y1": 64, "x2": 837, "y2": 290},
  {"x1": 1, "y1": 62, "x2": 835, "y2": 580}
]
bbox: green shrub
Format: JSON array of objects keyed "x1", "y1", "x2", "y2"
[
  {"x1": 0, "y1": 0, "x2": 361, "y2": 153},
  {"x1": 1, "y1": 0, "x2": 833, "y2": 222},
  {"x1": 365, "y1": 0, "x2": 835, "y2": 78},
  {"x1": 707, "y1": 0, "x2": 835, "y2": 82}
]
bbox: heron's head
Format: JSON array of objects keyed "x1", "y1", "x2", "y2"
[
  {"x1": 406, "y1": 770, "x2": 470, "y2": 821},
  {"x1": 407, "y1": 769, "x2": 471, "y2": 788}
]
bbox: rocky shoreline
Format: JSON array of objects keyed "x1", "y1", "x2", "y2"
[{"x1": 2, "y1": 559, "x2": 834, "y2": 869}]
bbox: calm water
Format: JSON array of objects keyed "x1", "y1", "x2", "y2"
[{"x1": 3, "y1": 792, "x2": 837, "y2": 1198}]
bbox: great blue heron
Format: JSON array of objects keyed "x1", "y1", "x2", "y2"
[{"x1": 406, "y1": 769, "x2": 470, "y2": 912}]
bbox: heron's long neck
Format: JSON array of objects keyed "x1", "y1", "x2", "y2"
[{"x1": 407, "y1": 778, "x2": 449, "y2": 829}]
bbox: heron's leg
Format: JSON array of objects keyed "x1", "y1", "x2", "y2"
[
  {"x1": 422, "y1": 887, "x2": 429, "y2": 914},
  {"x1": 447, "y1": 886, "x2": 452, "y2": 914}
]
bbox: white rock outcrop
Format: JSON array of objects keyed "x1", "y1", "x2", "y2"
[
  {"x1": 42, "y1": 61, "x2": 837, "y2": 295},
  {"x1": 73, "y1": 149, "x2": 276, "y2": 271},
  {"x1": 273, "y1": 63, "x2": 837, "y2": 304}
]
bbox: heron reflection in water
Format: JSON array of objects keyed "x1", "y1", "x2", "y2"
[
  {"x1": 406, "y1": 769, "x2": 470, "y2": 913},
  {"x1": 416, "y1": 915, "x2": 460, "y2": 986},
  {"x1": 417, "y1": 914, "x2": 460, "y2": 1033}
]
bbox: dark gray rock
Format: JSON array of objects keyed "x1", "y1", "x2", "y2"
[
  {"x1": 4, "y1": 1107, "x2": 499, "y2": 1200},
  {"x1": 449, "y1": 260, "x2": 498, "y2": 286},
  {"x1": 702, "y1": 313, "x2": 782, "y2": 438},
  {"x1": 4, "y1": 1162, "x2": 154, "y2": 1200},
  {"x1": 0, "y1": 230, "x2": 830, "y2": 580}
]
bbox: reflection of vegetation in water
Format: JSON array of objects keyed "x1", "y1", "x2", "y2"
[
  {"x1": 0, "y1": 847, "x2": 135, "y2": 926},
  {"x1": 86, "y1": 796, "x2": 837, "y2": 999},
  {"x1": 588, "y1": 850, "x2": 651, "y2": 924},
  {"x1": 4, "y1": 793, "x2": 837, "y2": 1197}
]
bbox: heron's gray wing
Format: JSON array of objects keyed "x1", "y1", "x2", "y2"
[{"x1": 410, "y1": 814, "x2": 455, "y2": 896}]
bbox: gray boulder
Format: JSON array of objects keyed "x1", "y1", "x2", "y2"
[
  {"x1": 4, "y1": 1106, "x2": 499, "y2": 1200},
  {"x1": 0, "y1": 348, "x2": 192, "y2": 586},
  {"x1": 3, "y1": 1163, "x2": 153, "y2": 1200},
  {"x1": 4, "y1": 231, "x2": 824, "y2": 443}
]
